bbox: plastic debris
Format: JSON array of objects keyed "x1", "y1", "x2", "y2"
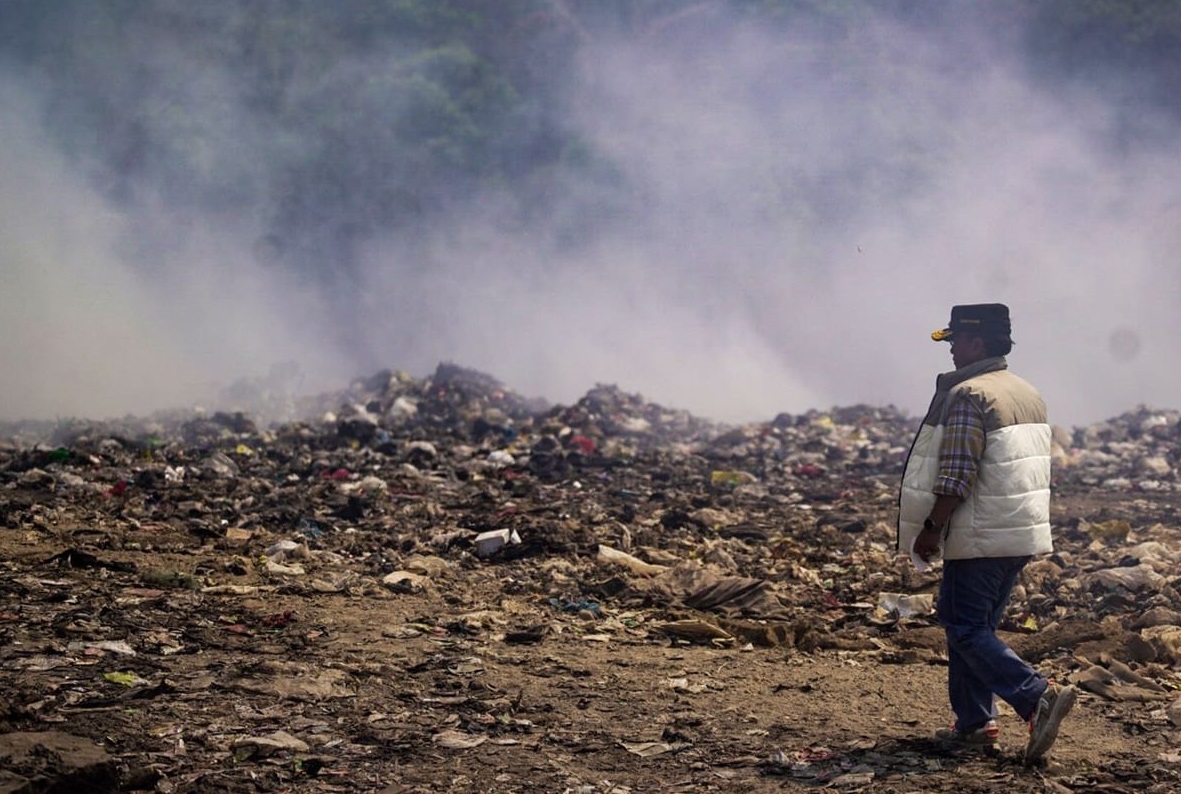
[{"x1": 2, "y1": 364, "x2": 1181, "y2": 790}]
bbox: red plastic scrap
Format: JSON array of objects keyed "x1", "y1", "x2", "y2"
[
  {"x1": 568, "y1": 435, "x2": 596, "y2": 455},
  {"x1": 262, "y1": 610, "x2": 298, "y2": 628}
]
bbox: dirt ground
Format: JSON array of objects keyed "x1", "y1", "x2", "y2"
[
  {"x1": 3, "y1": 485, "x2": 1181, "y2": 794},
  {"x1": 4, "y1": 379, "x2": 1181, "y2": 793}
]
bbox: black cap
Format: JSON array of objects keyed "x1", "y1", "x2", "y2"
[{"x1": 931, "y1": 303, "x2": 1012, "y2": 342}]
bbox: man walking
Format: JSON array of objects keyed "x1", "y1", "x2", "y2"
[{"x1": 898, "y1": 303, "x2": 1077, "y2": 764}]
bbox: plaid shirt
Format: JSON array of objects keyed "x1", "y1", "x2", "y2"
[{"x1": 935, "y1": 393, "x2": 986, "y2": 499}]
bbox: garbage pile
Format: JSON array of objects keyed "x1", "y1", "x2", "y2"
[
  {"x1": 2, "y1": 363, "x2": 1181, "y2": 791},
  {"x1": 1059, "y1": 407, "x2": 1181, "y2": 493}
]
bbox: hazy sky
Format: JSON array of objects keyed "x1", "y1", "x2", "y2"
[{"x1": 2, "y1": 6, "x2": 1178, "y2": 427}]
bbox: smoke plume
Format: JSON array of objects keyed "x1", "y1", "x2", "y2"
[{"x1": 2, "y1": 4, "x2": 1178, "y2": 426}]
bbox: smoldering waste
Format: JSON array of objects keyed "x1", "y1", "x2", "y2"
[{"x1": 3, "y1": 363, "x2": 1181, "y2": 792}]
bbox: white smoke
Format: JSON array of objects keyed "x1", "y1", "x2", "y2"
[{"x1": 2, "y1": 7, "x2": 1178, "y2": 426}]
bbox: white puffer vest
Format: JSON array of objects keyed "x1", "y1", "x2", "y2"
[{"x1": 898, "y1": 366, "x2": 1052, "y2": 560}]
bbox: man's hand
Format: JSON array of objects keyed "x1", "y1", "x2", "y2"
[
  {"x1": 916, "y1": 494, "x2": 962, "y2": 562},
  {"x1": 914, "y1": 526, "x2": 941, "y2": 562}
]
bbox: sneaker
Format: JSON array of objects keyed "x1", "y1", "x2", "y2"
[
  {"x1": 1024, "y1": 682, "x2": 1078, "y2": 763},
  {"x1": 934, "y1": 720, "x2": 999, "y2": 748}
]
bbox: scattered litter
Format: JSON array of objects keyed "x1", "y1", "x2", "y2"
[{"x1": 3, "y1": 364, "x2": 1181, "y2": 790}]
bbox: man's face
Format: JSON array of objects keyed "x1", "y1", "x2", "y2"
[{"x1": 949, "y1": 333, "x2": 986, "y2": 370}]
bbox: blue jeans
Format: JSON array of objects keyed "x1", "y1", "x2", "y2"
[{"x1": 937, "y1": 557, "x2": 1048, "y2": 731}]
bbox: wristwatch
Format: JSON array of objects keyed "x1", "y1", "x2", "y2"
[{"x1": 921, "y1": 518, "x2": 941, "y2": 535}]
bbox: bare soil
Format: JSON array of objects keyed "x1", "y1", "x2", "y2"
[{"x1": 3, "y1": 486, "x2": 1180, "y2": 794}]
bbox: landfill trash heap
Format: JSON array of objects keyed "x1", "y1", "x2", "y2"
[
  {"x1": 3, "y1": 362, "x2": 1181, "y2": 789},
  {"x1": 3, "y1": 362, "x2": 1181, "y2": 631}
]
